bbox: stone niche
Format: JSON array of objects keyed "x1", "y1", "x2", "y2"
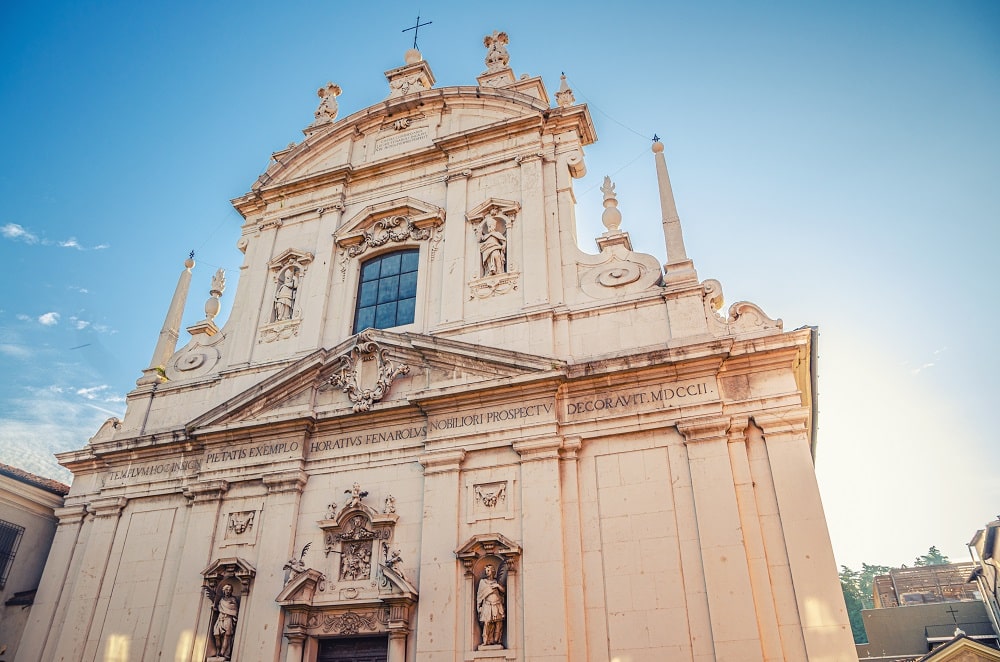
[
  {"x1": 456, "y1": 533, "x2": 521, "y2": 660},
  {"x1": 201, "y1": 557, "x2": 256, "y2": 662}
]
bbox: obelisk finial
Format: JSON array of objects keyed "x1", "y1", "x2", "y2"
[
  {"x1": 652, "y1": 138, "x2": 698, "y2": 285},
  {"x1": 137, "y1": 254, "x2": 195, "y2": 384}
]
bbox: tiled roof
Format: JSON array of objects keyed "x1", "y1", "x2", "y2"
[{"x1": 0, "y1": 462, "x2": 69, "y2": 496}]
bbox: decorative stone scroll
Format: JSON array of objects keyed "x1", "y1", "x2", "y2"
[
  {"x1": 336, "y1": 198, "x2": 445, "y2": 281},
  {"x1": 322, "y1": 330, "x2": 410, "y2": 413},
  {"x1": 702, "y1": 279, "x2": 783, "y2": 339}
]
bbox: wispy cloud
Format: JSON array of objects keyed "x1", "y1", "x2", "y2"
[
  {"x1": 15, "y1": 313, "x2": 31, "y2": 322},
  {"x1": 76, "y1": 384, "x2": 109, "y2": 400},
  {"x1": 69, "y1": 316, "x2": 90, "y2": 330},
  {"x1": 1, "y1": 222, "x2": 108, "y2": 250},
  {"x1": 69, "y1": 285, "x2": 89, "y2": 294},
  {"x1": 910, "y1": 362, "x2": 935, "y2": 375},
  {"x1": 0, "y1": 344, "x2": 32, "y2": 360},
  {"x1": 1, "y1": 223, "x2": 39, "y2": 244},
  {"x1": 38, "y1": 311, "x2": 60, "y2": 326}
]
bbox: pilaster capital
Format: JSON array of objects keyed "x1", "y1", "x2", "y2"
[
  {"x1": 87, "y1": 496, "x2": 128, "y2": 519},
  {"x1": 54, "y1": 503, "x2": 89, "y2": 525},
  {"x1": 514, "y1": 151, "x2": 544, "y2": 165},
  {"x1": 727, "y1": 416, "x2": 750, "y2": 443},
  {"x1": 676, "y1": 417, "x2": 731, "y2": 445},
  {"x1": 752, "y1": 410, "x2": 810, "y2": 438},
  {"x1": 263, "y1": 469, "x2": 308, "y2": 494},
  {"x1": 418, "y1": 449, "x2": 466, "y2": 474},
  {"x1": 513, "y1": 437, "x2": 561, "y2": 461},
  {"x1": 559, "y1": 436, "x2": 583, "y2": 461},
  {"x1": 183, "y1": 479, "x2": 229, "y2": 503},
  {"x1": 445, "y1": 169, "x2": 472, "y2": 182}
]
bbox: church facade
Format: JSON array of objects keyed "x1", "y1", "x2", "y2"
[{"x1": 17, "y1": 33, "x2": 856, "y2": 662}]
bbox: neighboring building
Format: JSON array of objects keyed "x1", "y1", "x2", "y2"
[
  {"x1": 970, "y1": 519, "x2": 1000, "y2": 640},
  {"x1": 16, "y1": 33, "x2": 856, "y2": 661},
  {"x1": 858, "y1": 563, "x2": 999, "y2": 661},
  {"x1": 0, "y1": 463, "x2": 68, "y2": 661},
  {"x1": 875, "y1": 564, "x2": 982, "y2": 608}
]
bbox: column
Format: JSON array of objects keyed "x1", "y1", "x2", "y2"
[
  {"x1": 284, "y1": 632, "x2": 306, "y2": 662},
  {"x1": 754, "y1": 411, "x2": 856, "y2": 661},
  {"x1": 159, "y1": 480, "x2": 229, "y2": 662},
  {"x1": 241, "y1": 470, "x2": 307, "y2": 662},
  {"x1": 415, "y1": 449, "x2": 465, "y2": 662},
  {"x1": 16, "y1": 504, "x2": 88, "y2": 662},
  {"x1": 677, "y1": 419, "x2": 763, "y2": 662},
  {"x1": 514, "y1": 438, "x2": 569, "y2": 661},
  {"x1": 49, "y1": 496, "x2": 128, "y2": 662}
]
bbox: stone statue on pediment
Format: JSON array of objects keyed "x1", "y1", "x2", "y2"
[
  {"x1": 312, "y1": 82, "x2": 342, "y2": 126},
  {"x1": 483, "y1": 31, "x2": 510, "y2": 72}
]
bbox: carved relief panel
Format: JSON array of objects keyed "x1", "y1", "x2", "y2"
[{"x1": 465, "y1": 470, "x2": 516, "y2": 523}]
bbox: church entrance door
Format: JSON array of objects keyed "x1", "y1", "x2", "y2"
[{"x1": 317, "y1": 635, "x2": 388, "y2": 662}]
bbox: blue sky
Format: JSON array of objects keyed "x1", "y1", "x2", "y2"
[{"x1": 1, "y1": 1, "x2": 997, "y2": 570}]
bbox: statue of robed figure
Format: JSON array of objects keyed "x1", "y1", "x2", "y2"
[{"x1": 476, "y1": 562, "x2": 507, "y2": 648}]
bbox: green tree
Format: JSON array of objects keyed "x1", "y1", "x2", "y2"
[
  {"x1": 913, "y1": 545, "x2": 949, "y2": 566},
  {"x1": 840, "y1": 562, "x2": 890, "y2": 644}
]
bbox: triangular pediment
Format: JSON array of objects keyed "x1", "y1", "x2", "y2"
[{"x1": 187, "y1": 330, "x2": 563, "y2": 434}]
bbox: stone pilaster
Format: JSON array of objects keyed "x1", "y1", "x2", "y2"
[
  {"x1": 440, "y1": 170, "x2": 470, "y2": 325},
  {"x1": 415, "y1": 449, "x2": 465, "y2": 661},
  {"x1": 726, "y1": 418, "x2": 783, "y2": 661},
  {"x1": 677, "y1": 418, "x2": 764, "y2": 662},
  {"x1": 514, "y1": 438, "x2": 569, "y2": 660},
  {"x1": 516, "y1": 152, "x2": 552, "y2": 307},
  {"x1": 241, "y1": 470, "x2": 307, "y2": 661},
  {"x1": 304, "y1": 201, "x2": 345, "y2": 345},
  {"x1": 753, "y1": 411, "x2": 855, "y2": 659},
  {"x1": 17, "y1": 504, "x2": 88, "y2": 662},
  {"x1": 157, "y1": 480, "x2": 230, "y2": 662},
  {"x1": 558, "y1": 437, "x2": 589, "y2": 661},
  {"x1": 49, "y1": 497, "x2": 127, "y2": 662}
]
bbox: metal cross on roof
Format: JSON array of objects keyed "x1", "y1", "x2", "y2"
[{"x1": 402, "y1": 14, "x2": 432, "y2": 50}]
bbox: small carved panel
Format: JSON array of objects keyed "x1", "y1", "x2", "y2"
[{"x1": 466, "y1": 474, "x2": 515, "y2": 523}]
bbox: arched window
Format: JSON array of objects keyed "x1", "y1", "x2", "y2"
[{"x1": 353, "y1": 249, "x2": 419, "y2": 332}]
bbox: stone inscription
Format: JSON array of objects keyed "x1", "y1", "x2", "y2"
[
  {"x1": 204, "y1": 441, "x2": 300, "y2": 464},
  {"x1": 373, "y1": 127, "x2": 429, "y2": 156},
  {"x1": 103, "y1": 459, "x2": 201, "y2": 485},
  {"x1": 429, "y1": 402, "x2": 554, "y2": 432},
  {"x1": 565, "y1": 378, "x2": 718, "y2": 419},
  {"x1": 309, "y1": 425, "x2": 427, "y2": 455}
]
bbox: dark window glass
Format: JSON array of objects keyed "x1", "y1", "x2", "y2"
[
  {"x1": 354, "y1": 249, "x2": 419, "y2": 332},
  {"x1": 0, "y1": 519, "x2": 25, "y2": 589}
]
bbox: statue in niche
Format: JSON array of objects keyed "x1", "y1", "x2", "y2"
[
  {"x1": 207, "y1": 582, "x2": 241, "y2": 661},
  {"x1": 272, "y1": 266, "x2": 299, "y2": 322},
  {"x1": 476, "y1": 563, "x2": 507, "y2": 648},
  {"x1": 479, "y1": 213, "x2": 508, "y2": 277}
]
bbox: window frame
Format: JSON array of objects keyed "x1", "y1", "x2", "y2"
[
  {"x1": 0, "y1": 518, "x2": 25, "y2": 589},
  {"x1": 352, "y1": 248, "x2": 421, "y2": 334}
]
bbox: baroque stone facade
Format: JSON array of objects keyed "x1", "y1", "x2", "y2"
[{"x1": 17, "y1": 32, "x2": 856, "y2": 662}]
